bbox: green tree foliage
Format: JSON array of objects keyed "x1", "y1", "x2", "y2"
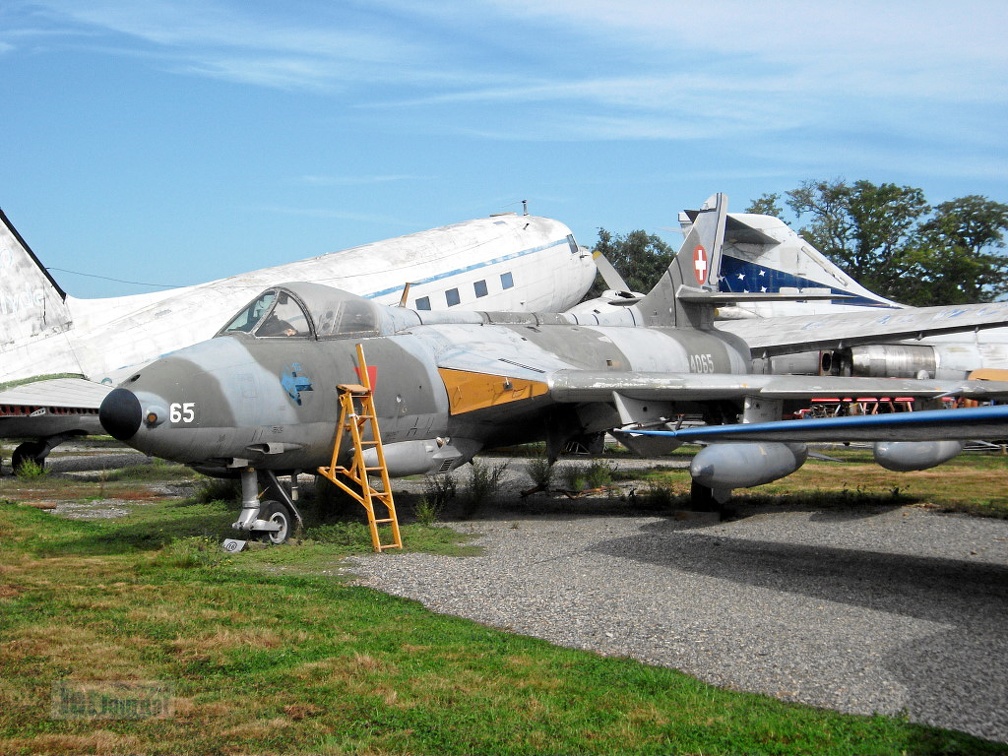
[
  {"x1": 744, "y1": 192, "x2": 785, "y2": 219},
  {"x1": 589, "y1": 228, "x2": 676, "y2": 298},
  {"x1": 758, "y1": 179, "x2": 1008, "y2": 306}
]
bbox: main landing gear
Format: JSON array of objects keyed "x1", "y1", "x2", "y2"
[
  {"x1": 232, "y1": 468, "x2": 304, "y2": 545},
  {"x1": 9, "y1": 433, "x2": 82, "y2": 475}
]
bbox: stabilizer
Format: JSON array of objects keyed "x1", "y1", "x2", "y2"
[
  {"x1": 637, "y1": 193, "x2": 728, "y2": 329},
  {"x1": 0, "y1": 208, "x2": 73, "y2": 347}
]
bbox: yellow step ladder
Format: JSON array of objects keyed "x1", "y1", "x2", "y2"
[{"x1": 317, "y1": 344, "x2": 402, "y2": 552}]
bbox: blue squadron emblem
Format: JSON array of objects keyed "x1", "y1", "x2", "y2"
[{"x1": 280, "y1": 363, "x2": 313, "y2": 405}]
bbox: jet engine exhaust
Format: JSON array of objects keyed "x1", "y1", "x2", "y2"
[{"x1": 99, "y1": 388, "x2": 143, "y2": 441}]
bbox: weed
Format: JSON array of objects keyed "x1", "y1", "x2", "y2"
[
  {"x1": 412, "y1": 497, "x2": 439, "y2": 526},
  {"x1": 561, "y1": 459, "x2": 615, "y2": 491},
  {"x1": 14, "y1": 459, "x2": 46, "y2": 480},
  {"x1": 633, "y1": 483, "x2": 677, "y2": 510},
  {"x1": 408, "y1": 474, "x2": 454, "y2": 525},
  {"x1": 585, "y1": 459, "x2": 616, "y2": 488},
  {"x1": 190, "y1": 477, "x2": 240, "y2": 504},
  {"x1": 524, "y1": 453, "x2": 554, "y2": 492},
  {"x1": 461, "y1": 460, "x2": 507, "y2": 518},
  {"x1": 426, "y1": 473, "x2": 457, "y2": 507}
]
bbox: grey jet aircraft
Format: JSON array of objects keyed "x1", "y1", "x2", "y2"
[{"x1": 98, "y1": 194, "x2": 1008, "y2": 542}]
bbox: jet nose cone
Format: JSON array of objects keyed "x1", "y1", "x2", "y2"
[{"x1": 100, "y1": 387, "x2": 143, "y2": 441}]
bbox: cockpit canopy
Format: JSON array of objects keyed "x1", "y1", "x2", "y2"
[{"x1": 217, "y1": 282, "x2": 388, "y2": 340}]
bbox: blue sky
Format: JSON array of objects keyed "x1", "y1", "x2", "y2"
[{"x1": 2, "y1": 0, "x2": 1006, "y2": 298}]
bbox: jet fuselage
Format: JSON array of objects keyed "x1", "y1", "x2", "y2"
[{"x1": 100, "y1": 284, "x2": 752, "y2": 475}]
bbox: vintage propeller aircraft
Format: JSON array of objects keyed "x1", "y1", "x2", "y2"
[{"x1": 99, "y1": 194, "x2": 1008, "y2": 542}]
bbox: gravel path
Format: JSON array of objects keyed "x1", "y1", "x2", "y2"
[{"x1": 348, "y1": 504, "x2": 1008, "y2": 742}]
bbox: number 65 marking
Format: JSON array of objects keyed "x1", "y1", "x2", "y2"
[{"x1": 169, "y1": 402, "x2": 196, "y2": 423}]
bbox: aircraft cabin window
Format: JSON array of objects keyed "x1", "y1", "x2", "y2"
[
  {"x1": 446, "y1": 288, "x2": 461, "y2": 307},
  {"x1": 222, "y1": 290, "x2": 277, "y2": 334},
  {"x1": 501, "y1": 272, "x2": 514, "y2": 290},
  {"x1": 474, "y1": 280, "x2": 488, "y2": 298},
  {"x1": 567, "y1": 234, "x2": 579, "y2": 254},
  {"x1": 255, "y1": 293, "x2": 311, "y2": 338},
  {"x1": 415, "y1": 296, "x2": 431, "y2": 310}
]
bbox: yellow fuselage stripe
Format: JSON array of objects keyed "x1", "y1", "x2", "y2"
[{"x1": 438, "y1": 368, "x2": 549, "y2": 415}]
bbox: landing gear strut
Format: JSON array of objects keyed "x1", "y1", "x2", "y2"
[
  {"x1": 689, "y1": 480, "x2": 731, "y2": 514},
  {"x1": 10, "y1": 433, "x2": 83, "y2": 475},
  {"x1": 232, "y1": 468, "x2": 304, "y2": 544}
]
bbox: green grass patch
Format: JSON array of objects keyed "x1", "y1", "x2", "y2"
[
  {"x1": 0, "y1": 483, "x2": 1005, "y2": 754},
  {"x1": 641, "y1": 445, "x2": 1008, "y2": 518}
]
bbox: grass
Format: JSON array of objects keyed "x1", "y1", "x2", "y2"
[
  {"x1": 632, "y1": 444, "x2": 1008, "y2": 518},
  {"x1": 1, "y1": 450, "x2": 1007, "y2": 754}
]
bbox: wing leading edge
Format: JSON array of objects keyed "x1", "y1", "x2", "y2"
[{"x1": 627, "y1": 404, "x2": 1008, "y2": 443}]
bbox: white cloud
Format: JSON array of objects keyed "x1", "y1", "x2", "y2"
[{"x1": 13, "y1": 0, "x2": 1008, "y2": 146}]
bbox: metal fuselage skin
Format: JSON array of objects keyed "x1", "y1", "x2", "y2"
[{"x1": 109, "y1": 291, "x2": 752, "y2": 475}]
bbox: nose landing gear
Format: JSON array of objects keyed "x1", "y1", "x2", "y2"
[{"x1": 232, "y1": 468, "x2": 304, "y2": 544}]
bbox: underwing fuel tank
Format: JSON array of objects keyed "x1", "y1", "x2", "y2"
[
  {"x1": 873, "y1": 440, "x2": 964, "y2": 472},
  {"x1": 690, "y1": 442, "x2": 809, "y2": 490},
  {"x1": 361, "y1": 438, "x2": 479, "y2": 477}
]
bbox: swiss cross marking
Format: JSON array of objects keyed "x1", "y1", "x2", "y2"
[{"x1": 693, "y1": 245, "x2": 708, "y2": 285}]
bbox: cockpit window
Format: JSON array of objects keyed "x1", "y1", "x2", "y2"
[
  {"x1": 332, "y1": 299, "x2": 379, "y2": 337},
  {"x1": 222, "y1": 291, "x2": 277, "y2": 334},
  {"x1": 219, "y1": 289, "x2": 313, "y2": 339},
  {"x1": 254, "y1": 293, "x2": 312, "y2": 338}
]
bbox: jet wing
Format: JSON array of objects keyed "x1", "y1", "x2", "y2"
[
  {"x1": 547, "y1": 370, "x2": 1008, "y2": 404},
  {"x1": 716, "y1": 301, "x2": 1008, "y2": 357},
  {"x1": 628, "y1": 404, "x2": 1008, "y2": 443},
  {"x1": 0, "y1": 378, "x2": 111, "y2": 437}
]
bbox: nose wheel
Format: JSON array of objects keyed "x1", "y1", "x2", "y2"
[
  {"x1": 232, "y1": 468, "x2": 303, "y2": 544},
  {"x1": 255, "y1": 501, "x2": 292, "y2": 545}
]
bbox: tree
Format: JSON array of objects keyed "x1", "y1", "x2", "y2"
[
  {"x1": 744, "y1": 192, "x2": 785, "y2": 219},
  {"x1": 776, "y1": 179, "x2": 1008, "y2": 306},
  {"x1": 589, "y1": 228, "x2": 676, "y2": 298},
  {"x1": 908, "y1": 195, "x2": 1008, "y2": 304}
]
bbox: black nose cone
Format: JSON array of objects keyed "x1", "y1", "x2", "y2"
[{"x1": 100, "y1": 387, "x2": 143, "y2": 441}]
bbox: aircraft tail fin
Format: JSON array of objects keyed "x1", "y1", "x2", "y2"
[
  {"x1": 0, "y1": 208, "x2": 73, "y2": 348},
  {"x1": 637, "y1": 193, "x2": 728, "y2": 328},
  {"x1": 713, "y1": 210, "x2": 900, "y2": 309}
]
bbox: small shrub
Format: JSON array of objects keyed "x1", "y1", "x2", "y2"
[
  {"x1": 413, "y1": 474, "x2": 456, "y2": 525},
  {"x1": 584, "y1": 459, "x2": 616, "y2": 489},
  {"x1": 424, "y1": 473, "x2": 457, "y2": 507},
  {"x1": 461, "y1": 460, "x2": 507, "y2": 518},
  {"x1": 524, "y1": 454, "x2": 554, "y2": 492},
  {"x1": 14, "y1": 459, "x2": 47, "y2": 480},
  {"x1": 561, "y1": 459, "x2": 614, "y2": 491},
  {"x1": 191, "y1": 477, "x2": 240, "y2": 504},
  {"x1": 634, "y1": 483, "x2": 676, "y2": 510},
  {"x1": 412, "y1": 497, "x2": 440, "y2": 526}
]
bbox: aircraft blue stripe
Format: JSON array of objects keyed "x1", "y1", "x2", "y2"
[
  {"x1": 362, "y1": 236, "x2": 572, "y2": 300},
  {"x1": 718, "y1": 256, "x2": 896, "y2": 309},
  {"x1": 632, "y1": 404, "x2": 1008, "y2": 440}
]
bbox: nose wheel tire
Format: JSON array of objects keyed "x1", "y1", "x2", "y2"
[{"x1": 255, "y1": 501, "x2": 291, "y2": 545}]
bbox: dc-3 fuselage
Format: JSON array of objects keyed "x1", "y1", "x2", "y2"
[{"x1": 100, "y1": 194, "x2": 1008, "y2": 543}]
